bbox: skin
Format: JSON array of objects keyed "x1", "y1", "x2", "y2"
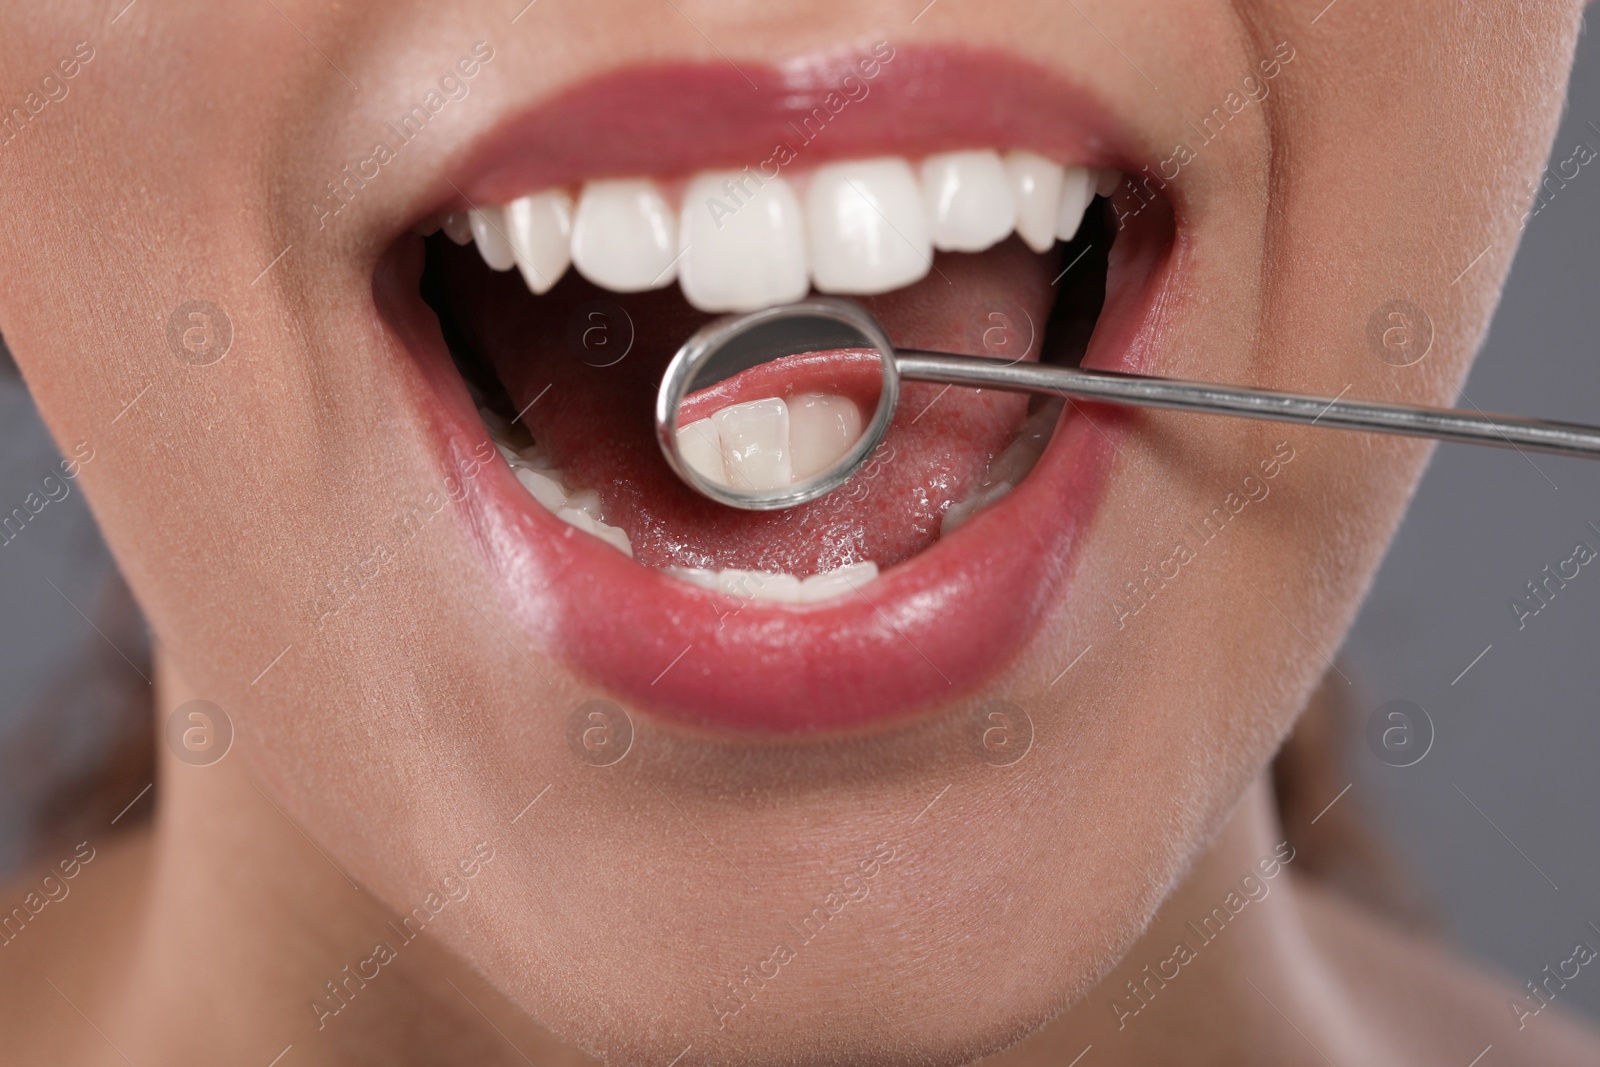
[{"x1": 0, "y1": 0, "x2": 1595, "y2": 1064}]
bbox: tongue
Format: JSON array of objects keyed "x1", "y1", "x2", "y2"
[{"x1": 442, "y1": 236, "x2": 1061, "y2": 575}]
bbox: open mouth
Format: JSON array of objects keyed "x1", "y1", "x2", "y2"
[{"x1": 376, "y1": 48, "x2": 1179, "y2": 734}]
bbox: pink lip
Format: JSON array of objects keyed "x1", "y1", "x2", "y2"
[
  {"x1": 455, "y1": 46, "x2": 1129, "y2": 204},
  {"x1": 382, "y1": 46, "x2": 1179, "y2": 734}
]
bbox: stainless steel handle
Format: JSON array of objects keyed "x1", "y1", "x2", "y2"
[{"x1": 896, "y1": 352, "x2": 1600, "y2": 460}]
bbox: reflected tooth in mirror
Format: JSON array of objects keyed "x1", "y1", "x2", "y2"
[
  {"x1": 797, "y1": 561, "x2": 878, "y2": 603},
  {"x1": 679, "y1": 172, "x2": 809, "y2": 312},
  {"x1": 505, "y1": 190, "x2": 573, "y2": 295},
  {"x1": 675, "y1": 418, "x2": 727, "y2": 485},
  {"x1": 786, "y1": 393, "x2": 863, "y2": 481},
  {"x1": 919, "y1": 150, "x2": 1017, "y2": 253},
  {"x1": 468, "y1": 206, "x2": 517, "y2": 270},
  {"x1": 440, "y1": 210, "x2": 474, "y2": 245},
  {"x1": 1056, "y1": 166, "x2": 1096, "y2": 242},
  {"x1": 806, "y1": 158, "x2": 932, "y2": 294},
  {"x1": 711, "y1": 397, "x2": 792, "y2": 491},
  {"x1": 513, "y1": 466, "x2": 568, "y2": 512},
  {"x1": 1004, "y1": 151, "x2": 1066, "y2": 253},
  {"x1": 570, "y1": 179, "x2": 680, "y2": 292}
]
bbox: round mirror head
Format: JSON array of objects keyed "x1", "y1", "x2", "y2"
[{"x1": 656, "y1": 297, "x2": 899, "y2": 510}]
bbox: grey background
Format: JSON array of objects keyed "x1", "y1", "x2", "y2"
[{"x1": 0, "y1": 20, "x2": 1596, "y2": 1026}]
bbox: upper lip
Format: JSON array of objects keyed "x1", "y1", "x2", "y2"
[
  {"x1": 382, "y1": 44, "x2": 1181, "y2": 734},
  {"x1": 448, "y1": 45, "x2": 1136, "y2": 208}
]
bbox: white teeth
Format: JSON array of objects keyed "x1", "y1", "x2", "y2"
[
  {"x1": 570, "y1": 179, "x2": 680, "y2": 292},
  {"x1": 798, "y1": 561, "x2": 878, "y2": 602},
  {"x1": 564, "y1": 487, "x2": 604, "y2": 520},
  {"x1": 468, "y1": 206, "x2": 517, "y2": 271},
  {"x1": 712, "y1": 398, "x2": 793, "y2": 491},
  {"x1": 786, "y1": 393, "x2": 863, "y2": 481},
  {"x1": 461, "y1": 155, "x2": 1121, "y2": 311},
  {"x1": 1056, "y1": 166, "x2": 1096, "y2": 242},
  {"x1": 682, "y1": 394, "x2": 863, "y2": 488},
  {"x1": 675, "y1": 418, "x2": 727, "y2": 484},
  {"x1": 679, "y1": 172, "x2": 809, "y2": 313},
  {"x1": 758, "y1": 573, "x2": 806, "y2": 601},
  {"x1": 805, "y1": 158, "x2": 932, "y2": 295},
  {"x1": 556, "y1": 506, "x2": 634, "y2": 558},
  {"x1": 718, "y1": 569, "x2": 802, "y2": 603},
  {"x1": 440, "y1": 210, "x2": 474, "y2": 245},
  {"x1": 463, "y1": 159, "x2": 1104, "y2": 577},
  {"x1": 517, "y1": 444, "x2": 556, "y2": 470},
  {"x1": 487, "y1": 413, "x2": 633, "y2": 558},
  {"x1": 460, "y1": 157, "x2": 1090, "y2": 586},
  {"x1": 665, "y1": 567, "x2": 719, "y2": 592},
  {"x1": 920, "y1": 150, "x2": 1017, "y2": 253},
  {"x1": 513, "y1": 466, "x2": 569, "y2": 512},
  {"x1": 1005, "y1": 151, "x2": 1066, "y2": 254},
  {"x1": 664, "y1": 561, "x2": 879, "y2": 603},
  {"x1": 505, "y1": 190, "x2": 573, "y2": 295}
]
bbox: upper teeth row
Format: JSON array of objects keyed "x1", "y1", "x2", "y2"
[{"x1": 427, "y1": 151, "x2": 1115, "y2": 313}]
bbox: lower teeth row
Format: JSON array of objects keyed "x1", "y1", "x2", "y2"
[
  {"x1": 479, "y1": 406, "x2": 880, "y2": 603},
  {"x1": 663, "y1": 561, "x2": 879, "y2": 604},
  {"x1": 481, "y1": 408, "x2": 636, "y2": 558},
  {"x1": 478, "y1": 398, "x2": 1059, "y2": 599}
]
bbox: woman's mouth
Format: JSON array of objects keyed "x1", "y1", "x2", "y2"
[{"x1": 376, "y1": 46, "x2": 1179, "y2": 734}]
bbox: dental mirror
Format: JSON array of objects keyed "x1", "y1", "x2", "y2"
[
  {"x1": 658, "y1": 297, "x2": 1600, "y2": 511},
  {"x1": 655, "y1": 298, "x2": 898, "y2": 510}
]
